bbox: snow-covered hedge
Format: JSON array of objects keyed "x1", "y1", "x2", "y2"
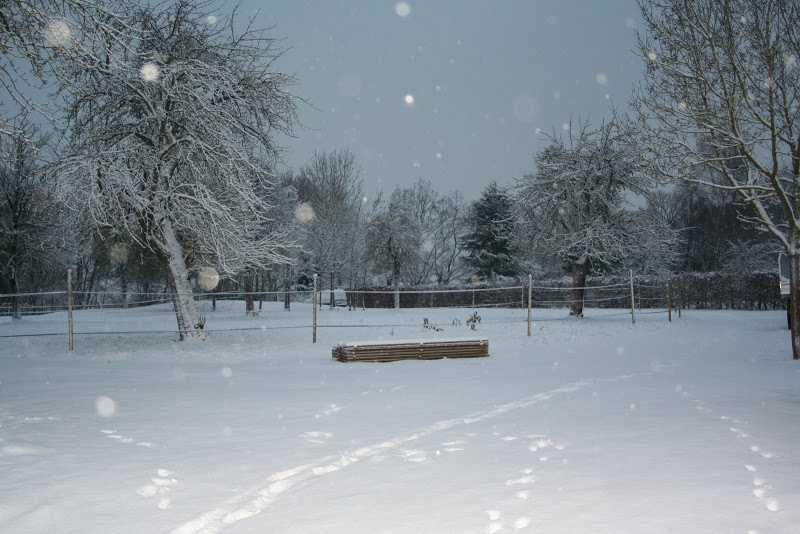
[{"x1": 345, "y1": 272, "x2": 783, "y2": 311}]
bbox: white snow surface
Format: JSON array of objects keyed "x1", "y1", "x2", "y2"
[{"x1": 1, "y1": 302, "x2": 799, "y2": 533}]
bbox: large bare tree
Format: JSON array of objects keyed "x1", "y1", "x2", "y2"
[
  {"x1": 630, "y1": 0, "x2": 800, "y2": 358},
  {"x1": 55, "y1": 0, "x2": 299, "y2": 339},
  {"x1": 298, "y1": 149, "x2": 364, "y2": 306}
]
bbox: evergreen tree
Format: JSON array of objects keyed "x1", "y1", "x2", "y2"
[{"x1": 462, "y1": 182, "x2": 518, "y2": 281}]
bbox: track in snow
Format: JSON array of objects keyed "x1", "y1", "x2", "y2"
[{"x1": 168, "y1": 373, "x2": 648, "y2": 534}]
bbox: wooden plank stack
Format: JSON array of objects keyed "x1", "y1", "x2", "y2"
[{"x1": 332, "y1": 338, "x2": 489, "y2": 363}]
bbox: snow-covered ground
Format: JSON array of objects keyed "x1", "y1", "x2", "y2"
[{"x1": 1, "y1": 302, "x2": 798, "y2": 533}]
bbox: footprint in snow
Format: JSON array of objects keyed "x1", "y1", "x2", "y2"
[
  {"x1": 505, "y1": 475, "x2": 535, "y2": 486},
  {"x1": 315, "y1": 404, "x2": 343, "y2": 418},
  {"x1": 749, "y1": 445, "x2": 775, "y2": 459},
  {"x1": 441, "y1": 440, "x2": 466, "y2": 452},
  {"x1": 512, "y1": 516, "x2": 531, "y2": 529},
  {"x1": 528, "y1": 437, "x2": 556, "y2": 452},
  {"x1": 400, "y1": 449, "x2": 429, "y2": 463},
  {"x1": 299, "y1": 431, "x2": 333, "y2": 444},
  {"x1": 137, "y1": 468, "x2": 177, "y2": 509},
  {"x1": 101, "y1": 429, "x2": 153, "y2": 447},
  {"x1": 485, "y1": 510, "x2": 503, "y2": 534}
]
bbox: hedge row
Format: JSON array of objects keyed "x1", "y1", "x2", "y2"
[{"x1": 344, "y1": 272, "x2": 784, "y2": 311}]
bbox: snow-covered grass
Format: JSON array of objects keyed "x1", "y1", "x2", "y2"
[{"x1": 1, "y1": 302, "x2": 798, "y2": 533}]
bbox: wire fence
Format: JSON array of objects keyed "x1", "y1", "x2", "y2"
[
  {"x1": 0, "y1": 271, "x2": 782, "y2": 346},
  {"x1": 1, "y1": 271, "x2": 783, "y2": 318}
]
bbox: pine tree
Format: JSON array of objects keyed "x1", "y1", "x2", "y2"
[{"x1": 462, "y1": 182, "x2": 518, "y2": 281}]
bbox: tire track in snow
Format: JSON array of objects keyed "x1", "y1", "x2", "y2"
[{"x1": 168, "y1": 373, "x2": 648, "y2": 534}]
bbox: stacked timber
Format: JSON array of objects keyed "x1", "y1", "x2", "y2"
[{"x1": 332, "y1": 338, "x2": 489, "y2": 363}]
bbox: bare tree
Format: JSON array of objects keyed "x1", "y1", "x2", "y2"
[
  {"x1": 1, "y1": 0, "x2": 136, "y2": 134},
  {"x1": 0, "y1": 120, "x2": 64, "y2": 317},
  {"x1": 299, "y1": 149, "x2": 364, "y2": 307},
  {"x1": 366, "y1": 189, "x2": 422, "y2": 308},
  {"x1": 395, "y1": 179, "x2": 440, "y2": 285},
  {"x1": 429, "y1": 191, "x2": 468, "y2": 285},
  {"x1": 515, "y1": 120, "x2": 676, "y2": 316},
  {"x1": 630, "y1": 0, "x2": 800, "y2": 358},
  {"x1": 55, "y1": 0, "x2": 300, "y2": 339}
]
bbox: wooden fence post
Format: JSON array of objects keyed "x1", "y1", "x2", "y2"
[
  {"x1": 668, "y1": 278, "x2": 672, "y2": 322},
  {"x1": 630, "y1": 270, "x2": 635, "y2": 325},
  {"x1": 527, "y1": 274, "x2": 532, "y2": 337},
  {"x1": 67, "y1": 267, "x2": 74, "y2": 351},
  {"x1": 312, "y1": 274, "x2": 317, "y2": 344}
]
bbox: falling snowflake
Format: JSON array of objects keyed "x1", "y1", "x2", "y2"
[
  {"x1": 140, "y1": 62, "x2": 160, "y2": 82},
  {"x1": 198, "y1": 267, "x2": 220, "y2": 291},
  {"x1": 596, "y1": 73, "x2": 608, "y2": 85},
  {"x1": 394, "y1": 2, "x2": 411, "y2": 18},
  {"x1": 647, "y1": 50, "x2": 657, "y2": 62},
  {"x1": 95, "y1": 396, "x2": 116, "y2": 417},
  {"x1": 294, "y1": 202, "x2": 315, "y2": 223},
  {"x1": 44, "y1": 19, "x2": 73, "y2": 48},
  {"x1": 109, "y1": 243, "x2": 129, "y2": 264},
  {"x1": 404, "y1": 94, "x2": 415, "y2": 106}
]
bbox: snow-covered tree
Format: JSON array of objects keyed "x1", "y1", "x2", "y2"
[
  {"x1": 364, "y1": 180, "x2": 466, "y2": 291},
  {"x1": 462, "y1": 181, "x2": 518, "y2": 282},
  {"x1": 631, "y1": 0, "x2": 800, "y2": 358},
  {"x1": 429, "y1": 191, "x2": 468, "y2": 285},
  {"x1": 366, "y1": 189, "x2": 423, "y2": 308},
  {"x1": 54, "y1": 0, "x2": 299, "y2": 339},
  {"x1": 722, "y1": 240, "x2": 778, "y2": 273},
  {"x1": 515, "y1": 120, "x2": 676, "y2": 317},
  {"x1": 297, "y1": 149, "x2": 365, "y2": 306},
  {"x1": 1, "y1": 0, "x2": 136, "y2": 134},
  {"x1": 0, "y1": 120, "x2": 64, "y2": 317}
]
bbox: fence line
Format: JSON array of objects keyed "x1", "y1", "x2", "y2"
[{"x1": 0, "y1": 277, "x2": 681, "y2": 317}]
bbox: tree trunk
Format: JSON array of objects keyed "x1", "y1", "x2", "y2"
[
  {"x1": 244, "y1": 268, "x2": 254, "y2": 313},
  {"x1": 788, "y1": 252, "x2": 800, "y2": 360},
  {"x1": 570, "y1": 258, "x2": 588, "y2": 317},
  {"x1": 119, "y1": 264, "x2": 128, "y2": 309},
  {"x1": 158, "y1": 219, "x2": 205, "y2": 340},
  {"x1": 329, "y1": 271, "x2": 335, "y2": 309}
]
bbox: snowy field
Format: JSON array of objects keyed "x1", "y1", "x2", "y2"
[{"x1": 1, "y1": 302, "x2": 799, "y2": 533}]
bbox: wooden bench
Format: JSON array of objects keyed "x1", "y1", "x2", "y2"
[{"x1": 332, "y1": 338, "x2": 489, "y2": 362}]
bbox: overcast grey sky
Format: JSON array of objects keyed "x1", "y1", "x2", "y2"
[{"x1": 244, "y1": 1, "x2": 644, "y2": 201}]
